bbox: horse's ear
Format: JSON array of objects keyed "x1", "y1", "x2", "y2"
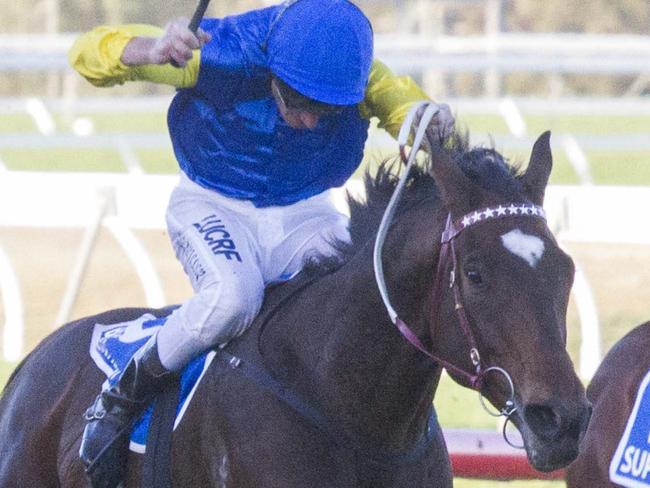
[
  {"x1": 522, "y1": 131, "x2": 553, "y2": 206},
  {"x1": 427, "y1": 138, "x2": 475, "y2": 216}
]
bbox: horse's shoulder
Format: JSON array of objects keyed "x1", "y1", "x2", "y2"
[{"x1": 588, "y1": 321, "x2": 650, "y2": 403}]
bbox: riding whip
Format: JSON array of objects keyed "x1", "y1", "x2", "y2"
[{"x1": 171, "y1": 0, "x2": 212, "y2": 68}]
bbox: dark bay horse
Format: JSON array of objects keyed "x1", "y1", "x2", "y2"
[
  {"x1": 566, "y1": 322, "x2": 650, "y2": 488},
  {"x1": 0, "y1": 131, "x2": 590, "y2": 487}
]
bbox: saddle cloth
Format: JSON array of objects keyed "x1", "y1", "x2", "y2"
[
  {"x1": 89, "y1": 314, "x2": 215, "y2": 453},
  {"x1": 610, "y1": 368, "x2": 650, "y2": 487}
]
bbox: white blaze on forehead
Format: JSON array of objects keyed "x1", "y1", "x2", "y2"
[{"x1": 501, "y1": 229, "x2": 545, "y2": 267}]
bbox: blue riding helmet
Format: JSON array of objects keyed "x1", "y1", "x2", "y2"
[{"x1": 266, "y1": 0, "x2": 373, "y2": 106}]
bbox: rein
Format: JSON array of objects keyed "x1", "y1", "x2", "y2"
[{"x1": 373, "y1": 102, "x2": 547, "y2": 447}]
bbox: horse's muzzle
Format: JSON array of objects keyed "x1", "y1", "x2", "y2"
[{"x1": 520, "y1": 399, "x2": 592, "y2": 472}]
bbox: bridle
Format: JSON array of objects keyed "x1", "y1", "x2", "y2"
[{"x1": 373, "y1": 101, "x2": 547, "y2": 448}]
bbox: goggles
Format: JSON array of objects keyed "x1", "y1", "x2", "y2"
[{"x1": 272, "y1": 77, "x2": 346, "y2": 117}]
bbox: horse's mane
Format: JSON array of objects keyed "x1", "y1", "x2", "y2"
[{"x1": 306, "y1": 131, "x2": 525, "y2": 273}]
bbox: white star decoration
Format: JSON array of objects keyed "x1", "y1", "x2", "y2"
[{"x1": 455, "y1": 204, "x2": 545, "y2": 229}]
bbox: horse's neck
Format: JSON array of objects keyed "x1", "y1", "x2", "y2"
[{"x1": 261, "y1": 236, "x2": 441, "y2": 450}]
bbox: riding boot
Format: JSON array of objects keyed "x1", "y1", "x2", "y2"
[{"x1": 79, "y1": 336, "x2": 173, "y2": 488}]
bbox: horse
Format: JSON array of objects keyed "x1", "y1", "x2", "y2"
[
  {"x1": 0, "y1": 130, "x2": 591, "y2": 487},
  {"x1": 566, "y1": 321, "x2": 650, "y2": 487}
]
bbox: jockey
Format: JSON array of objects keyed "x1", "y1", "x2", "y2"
[{"x1": 69, "y1": 0, "x2": 454, "y2": 485}]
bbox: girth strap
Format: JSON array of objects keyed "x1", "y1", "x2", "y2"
[
  {"x1": 214, "y1": 349, "x2": 440, "y2": 467},
  {"x1": 142, "y1": 378, "x2": 181, "y2": 488}
]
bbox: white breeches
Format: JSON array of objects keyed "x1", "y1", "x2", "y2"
[{"x1": 156, "y1": 174, "x2": 349, "y2": 371}]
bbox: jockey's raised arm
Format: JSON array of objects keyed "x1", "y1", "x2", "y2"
[
  {"x1": 69, "y1": 23, "x2": 453, "y2": 138},
  {"x1": 121, "y1": 17, "x2": 211, "y2": 67}
]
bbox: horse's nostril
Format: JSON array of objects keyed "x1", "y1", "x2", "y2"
[{"x1": 523, "y1": 403, "x2": 563, "y2": 440}]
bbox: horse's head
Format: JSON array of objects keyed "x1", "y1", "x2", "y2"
[{"x1": 425, "y1": 132, "x2": 591, "y2": 471}]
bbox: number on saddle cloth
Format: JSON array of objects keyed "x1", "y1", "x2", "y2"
[
  {"x1": 89, "y1": 314, "x2": 215, "y2": 453},
  {"x1": 610, "y1": 369, "x2": 650, "y2": 487}
]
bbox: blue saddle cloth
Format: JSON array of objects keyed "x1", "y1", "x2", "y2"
[
  {"x1": 89, "y1": 314, "x2": 215, "y2": 453},
  {"x1": 610, "y1": 368, "x2": 650, "y2": 487}
]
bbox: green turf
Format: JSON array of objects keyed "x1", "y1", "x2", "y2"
[
  {"x1": 53, "y1": 112, "x2": 168, "y2": 134},
  {"x1": 434, "y1": 374, "x2": 500, "y2": 429},
  {"x1": 458, "y1": 113, "x2": 650, "y2": 136},
  {"x1": 457, "y1": 115, "x2": 511, "y2": 134},
  {"x1": 137, "y1": 148, "x2": 179, "y2": 173},
  {"x1": 548, "y1": 154, "x2": 581, "y2": 184},
  {"x1": 1, "y1": 148, "x2": 127, "y2": 172},
  {"x1": 526, "y1": 114, "x2": 650, "y2": 135},
  {"x1": 0, "y1": 114, "x2": 35, "y2": 133},
  {"x1": 590, "y1": 150, "x2": 650, "y2": 185}
]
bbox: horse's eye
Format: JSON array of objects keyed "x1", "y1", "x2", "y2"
[{"x1": 465, "y1": 269, "x2": 484, "y2": 285}]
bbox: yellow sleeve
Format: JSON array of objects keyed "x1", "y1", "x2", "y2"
[
  {"x1": 68, "y1": 24, "x2": 200, "y2": 88},
  {"x1": 359, "y1": 59, "x2": 431, "y2": 139}
]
